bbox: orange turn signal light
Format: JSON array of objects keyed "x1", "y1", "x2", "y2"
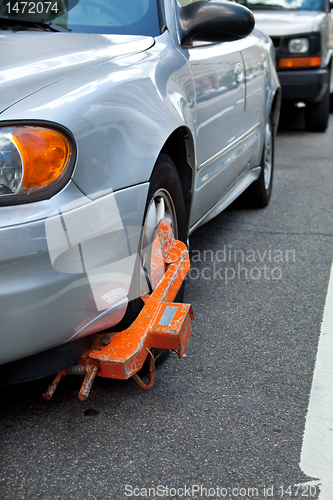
[
  {"x1": 12, "y1": 127, "x2": 71, "y2": 190},
  {"x1": 278, "y1": 56, "x2": 321, "y2": 69}
]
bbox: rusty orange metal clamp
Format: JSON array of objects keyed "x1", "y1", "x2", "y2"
[{"x1": 43, "y1": 219, "x2": 193, "y2": 401}]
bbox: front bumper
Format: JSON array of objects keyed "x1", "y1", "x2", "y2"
[
  {"x1": 0, "y1": 181, "x2": 149, "y2": 367},
  {"x1": 278, "y1": 67, "x2": 329, "y2": 102}
]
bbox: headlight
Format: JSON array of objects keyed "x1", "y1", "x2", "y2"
[
  {"x1": 288, "y1": 38, "x2": 309, "y2": 54},
  {"x1": 0, "y1": 125, "x2": 74, "y2": 204}
]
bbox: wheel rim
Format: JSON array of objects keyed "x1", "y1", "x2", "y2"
[
  {"x1": 141, "y1": 188, "x2": 178, "y2": 292},
  {"x1": 263, "y1": 122, "x2": 272, "y2": 191}
]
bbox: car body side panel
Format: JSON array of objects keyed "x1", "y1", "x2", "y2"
[
  {"x1": 187, "y1": 42, "x2": 246, "y2": 168},
  {"x1": 186, "y1": 42, "x2": 248, "y2": 223},
  {"x1": 188, "y1": 32, "x2": 277, "y2": 227}
]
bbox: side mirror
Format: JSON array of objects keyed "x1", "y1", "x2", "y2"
[{"x1": 176, "y1": 0, "x2": 255, "y2": 47}]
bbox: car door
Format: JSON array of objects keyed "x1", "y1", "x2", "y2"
[{"x1": 187, "y1": 41, "x2": 248, "y2": 225}]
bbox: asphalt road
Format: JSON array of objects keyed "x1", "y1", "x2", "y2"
[{"x1": 1, "y1": 110, "x2": 333, "y2": 500}]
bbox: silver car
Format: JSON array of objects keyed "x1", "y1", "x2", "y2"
[{"x1": 0, "y1": 0, "x2": 280, "y2": 384}]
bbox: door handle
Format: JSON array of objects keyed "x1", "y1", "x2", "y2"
[{"x1": 234, "y1": 63, "x2": 244, "y2": 84}]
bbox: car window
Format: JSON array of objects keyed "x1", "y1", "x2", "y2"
[
  {"x1": 237, "y1": 0, "x2": 324, "y2": 10},
  {"x1": 0, "y1": 0, "x2": 161, "y2": 35}
]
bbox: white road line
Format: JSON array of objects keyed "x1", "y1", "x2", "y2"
[{"x1": 300, "y1": 262, "x2": 333, "y2": 498}]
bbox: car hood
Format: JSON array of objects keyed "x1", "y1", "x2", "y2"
[
  {"x1": 254, "y1": 10, "x2": 325, "y2": 37},
  {"x1": 0, "y1": 32, "x2": 154, "y2": 114}
]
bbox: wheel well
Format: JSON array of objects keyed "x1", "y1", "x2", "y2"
[{"x1": 161, "y1": 127, "x2": 194, "y2": 228}]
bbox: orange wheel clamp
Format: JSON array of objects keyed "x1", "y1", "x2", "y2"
[{"x1": 43, "y1": 219, "x2": 193, "y2": 401}]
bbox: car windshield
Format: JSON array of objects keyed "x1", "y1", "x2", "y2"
[
  {"x1": 0, "y1": 0, "x2": 161, "y2": 35},
  {"x1": 237, "y1": 0, "x2": 324, "y2": 10}
]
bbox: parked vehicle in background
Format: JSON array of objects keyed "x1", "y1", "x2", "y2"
[
  {"x1": 238, "y1": 0, "x2": 333, "y2": 132},
  {"x1": 0, "y1": 0, "x2": 280, "y2": 384}
]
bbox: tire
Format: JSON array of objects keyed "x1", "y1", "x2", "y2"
[
  {"x1": 119, "y1": 153, "x2": 187, "y2": 328},
  {"x1": 245, "y1": 117, "x2": 274, "y2": 208},
  {"x1": 305, "y1": 85, "x2": 330, "y2": 132}
]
